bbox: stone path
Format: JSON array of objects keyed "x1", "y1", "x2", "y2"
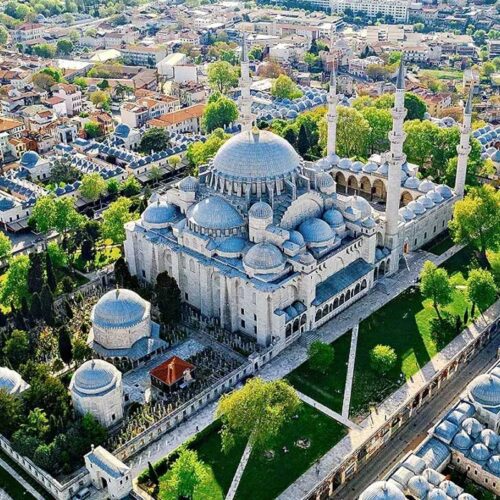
[
  {"x1": 0, "y1": 490, "x2": 13, "y2": 500},
  {"x1": 0, "y1": 457, "x2": 45, "y2": 500},
  {"x1": 297, "y1": 391, "x2": 361, "y2": 430},
  {"x1": 225, "y1": 441, "x2": 253, "y2": 500},
  {"x1": 342, "y1": 323, "x2": 359, "y2": 418}
]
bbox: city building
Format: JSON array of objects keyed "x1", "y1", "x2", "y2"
[
  {"x1": 330, "y1": 0, "x2": 411, "y2": 23},
  {"x1": 147, "y1": 103, "x2": 205, "y2": 134},
  {"x1": 120, "y1": 45, "x2": 167, "y2": 68},
  {"x1": 150, "y1": 356, "x2": 195, "y2": 397}
]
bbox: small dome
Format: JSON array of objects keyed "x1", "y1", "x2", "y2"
[
  {"x1": 350, "y1": 196, "x2": 372, "y2": 218},
  {"x1": 427, "y1": 190, "x2": 444, "y2": 204},
  {"x1": 298, "y1": 218, "x2": 335, "y2": 244},
  {"x1": 427, "y1": 490, "x2": 448, "y2": 500},
  {"x1": 400, "y1": 206, "x2": 415, "y2": 221},
  {"x1": 115, "y1": 123, "x2": 131, "y2": 138},
  {"x1": 452, "y1": 430, "x2": 473, "y2": 451},
  {"x1": 435, "y1": 184, "x2": 453, "y2": 199},
  {"x1": 362, "y1": 217, "x2": 376, "y2": 228},
  {"x1": 418, "y1": 179, "x2": 435, "y2": 193},
  {"x1": 487, "y1": 455, "x2": 500, "y2": 475},
  {"x1": 363, "y1": 162, "x2": 378, "y2": 173},
  {"x1": 359, "y1": 481, "x2": 406, "y2": 500},
  {"x1": 419, "y1": 195, "x2": 434, "y2": 209},
  {"x1": 407, "y1": 475, "x2": 431, "y2": 498},
  {"x1": 316, "y1": 172, "x2": 334, "y2": 190},
  {"x1": 0, "y1": 367, "x2": 25, "y2": 394},
  {"x1": 458, "y1": 494, "x2": 476, "y2": 500},
  {"x1": 439, "y1": 480, "x2": 462, "y2": 498},
  {"x1": 249, "y1": 201, "x2": 273, "y2": 219},
  {"x1": 377, "y1": 162, "x2": 389, "y2": 175},
  {"x1": 327, "y1": 152, "x2": 340, "y2": 165},
  {"x1": 468, "y1": 373, "x2": 500, "y2": 407},
  {"x1": 71, "y1": 359, "x2": 119, "y2": 396},
  {"x1": 217, "y1": 236, "x2": 246, "y2": 254},
  {"x1": 469, "y1": 443, "x2": 490, "y2": 462},
  {"x1": 338, "y1": 158, "x2": 351, "y2": 170},
  {"x1": 407, "y1": 200, "x2": 426, "y2": 215},
  {"x1": 243, "y1": 242, "x2": 285, "y2": 271},
  {"x1": 350, "y1": 160, "x2": 363, "y2": 172},
  {"x1": 92, "y1": 289, "x2": 148, "y2": 329},
  {"x1": 462, "y1": 417, "x2": 483, "y2": 438},
  {"x1": 323, "y1": 208, "x2": 344, "y2": 227},
  {"x1": 288, "y1": 230, "x2": 305, "y2": 246},
  {"x1": 142, "y1": 201, "x2": 178, "y2": 226},
  {"x1": 20, "y1": 151, "x2": 40, "y2": 167},
  {"x1": 178, "y1": 176, "x2": 198, "y2": 192},
  {"x1": 189, "y1": 196, "x2": 244, "y2": 231},
  {"x1": 404, "y1": 176, "x2": 421, "y2": 189},
  {"x1": 481, "y1": 429, "x2": 499, "y2": 449}
]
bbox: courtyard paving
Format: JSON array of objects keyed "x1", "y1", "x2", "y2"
[{"x1": 342, "y1": 323, "x2": 359, "y2": 418}]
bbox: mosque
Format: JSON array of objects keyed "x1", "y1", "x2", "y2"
[{"x1": 123, "y1": 43, "x2": 473, "y2": 348}]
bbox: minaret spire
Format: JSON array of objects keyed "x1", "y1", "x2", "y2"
[
  {"x1": 454, "y1": 86, "x2": 473, "y2": 198},
  {"x1": 384, "y1": 57, "x2": 407, "y2": 251},
  {"x1": 326, "y1": 65, "x2": 338, "y2": 157},
  {"x1": 238, "y1": 32, "x2": 254, "y2": 132}
]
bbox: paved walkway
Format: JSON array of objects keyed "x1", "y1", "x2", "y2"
[
  {"x1": 297, "y1": 391, "x2": 360, "y2": 430},
  {"x1": 0, "y1": 457, "x2": 45, "y2": 500},
  {"x1": 225, "y1": 441, "x2": 253, "y2": 500},
  {"x1": 342, "y1": 323, "x2": 359, "y2": 418},
  {"x1": 0, "y1": 490, "x2": 13, "y2": 500}
]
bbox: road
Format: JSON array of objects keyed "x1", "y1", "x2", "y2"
[{"x1": 331, "y1": 337, "x2": 500, "y2": 499}]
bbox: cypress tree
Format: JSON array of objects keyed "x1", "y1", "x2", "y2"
[
  {"x1": 148, "y1": 461, "x2": 159, "y2": 485},
  {"x1": 155, "y1": 271, "x2": 181, "y2": 325},
  {"x1": 63, "y1": 300, "x2": 73, "y2": 319},
  {"x1": 58, "y1": 326, "x2": 73, "y2": 365},
  {"x1": 463, "y1": 308, "x2": 469, "y2": 325},
  {"x1": 28, "y1": 253, "x2": 44, "y2": 294},
  {"x1": 21, "y1": 296, "x2": 30, "y2": 320},
  {"x1": 114, "y1": 257, "x2": 132, "y2": 288},
  {"x1": 30, "y1": 293, "x2": 43, "y2": 320},
  {"x1": 297, "y1": 124, "x2": 310, "y2": 157},
  {"x1": 81, "y1": 239, "x2": 95, "y2": 263},
  {"x1": 0, "y1": 308, "x2": 7, "y2": 328},
  {"x1": 46, "y1": 253, "x2": 57, "y2": 292},
  {"x1": 40, "y1": 285, "x2": 55, "y2": 326}
]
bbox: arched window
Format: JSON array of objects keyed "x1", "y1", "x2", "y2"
[
  {"x1": 315, "y1": 310, "x2": 322, "y2": 322},
  {"x1": 361, "y1": 279, "x2": 367, "y2": 290}
]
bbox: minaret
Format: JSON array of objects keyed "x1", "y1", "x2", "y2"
[
  {"x1": 384, "y1": 59, "x2": 407, "y2": 249},
  {"x1": 238, "y1": 33, "x2": 254, "y2": 132},
  {"x1": 326, "y1": 68, "x2": 338, "y2": 156},
  {"x1": 454, "y1": 87, "x2": 473, "y2": 198}
]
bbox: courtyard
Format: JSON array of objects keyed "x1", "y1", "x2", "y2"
[{"x1": 139, "y1": 403, "x2": 347, "y2": 500}]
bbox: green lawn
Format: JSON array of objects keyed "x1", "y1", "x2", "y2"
[
  {"x1": 0, "y1": 464, "x2": 36, "y2": 500},
  {"x1": 421, "y1": 232, "x2": 455, "y2": 256},
  {"x1": 420, "y1": 69, "x2": 463, "y2": 80},
  {"x1": 147, "y1": 404, "x2": 347, "y2": 500},
  {"x1": 286, "y1": 332, "x2": 352, "y2": 413}
]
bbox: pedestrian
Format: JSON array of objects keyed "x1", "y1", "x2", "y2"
[{"x1": 196, "y1": 425, "x2": 199, "y2": 432}]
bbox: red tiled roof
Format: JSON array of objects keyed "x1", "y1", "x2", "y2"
[{"x1": 150, "y1": 356, "x2": 194, "y2": 386}]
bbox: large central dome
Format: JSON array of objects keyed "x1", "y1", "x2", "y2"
[{"x1": 212, "y1": 129, "x2": 301, "y2": 181}]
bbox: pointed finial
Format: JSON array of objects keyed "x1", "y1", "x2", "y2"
[
  {"x1": 465, "y1": 85, "x2": 473, "y2": 115},
  {"x1": 241, "y1": 32, "x2": 248, "y2": 63},
  {"x1": 396, "y1": 57, "x2": 405, "y2": 90},
  {"x1": 115, "y1": 285, "x2": 120, "y2": 299}
]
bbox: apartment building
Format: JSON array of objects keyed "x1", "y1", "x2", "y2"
[
  {"x1": 53, "y1": 84, "x2": 83, "y2": 116},
  {"x1": 120, "y1": 45, "x2": 167, "y2": 68},
  {"x1": 13, "y1": 23, "x2": 44, "y2": 43},
  {"x1": 147, "y1": 103, "x2": 205, "y2": 134},
  {"x1": 120, "y1": 95, "x2": 180, "y2": 129},
  {"x1": 329, "y1": 0, "x2": 411, "y2": 22}
]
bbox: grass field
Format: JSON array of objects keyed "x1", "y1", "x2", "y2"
[
  {"x1": 0, "y1": 464, "x2": 36, "y2": 500},
  {"x1": 421, "y1": 231, "x2": 455, "y2": 256},
  {"x1": 149, "y1": 404, "x2": 347, "y2": 500},
  {"x1": 421, "y1": 69, "x2": 463, "y2": 80}
]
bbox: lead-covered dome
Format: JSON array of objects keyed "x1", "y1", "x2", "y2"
[
  {"x1": 243, "y1": 242, "x2": 285, "y2": 274},
  {"x1": 92, "y1": 289, "x2": 149, "y2": 329},
  {"x1": 249, "y1": 201, "x2": 273, "y2": 220},
  {"x1": 359, "y1": 481, "x2": 405, "y2": 500},
  {"x1": 188, "y1": 196, "x2": 244, "y2": 231},
  {"x1": 142, "y1": 201, "x2": 178, "y2": 227},
  {"x1": 71, "y1": 359, "x2": 120, "y2": 397},
  {"x1": 468, "y1": 373, "x2": 500, "y2": 407},
  {"x1": 298, "y1": 218, "x2": 335, "y2": 244},
  {"x1": 211, "y1": 130, "x2": 301, "y2": 181},
  {"x1": 20, "y1": 151, "x2": 40, "y2": 168}
]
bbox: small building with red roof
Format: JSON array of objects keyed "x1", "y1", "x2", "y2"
[{"x1": 150, "y1": 356, "x2": 195, "y2": 395}]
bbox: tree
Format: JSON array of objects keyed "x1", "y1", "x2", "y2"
[
  {"x1": 449, "y1": 185, "x2": 500, "y2": 268},
  {"x1": 248, "y1": 44, "x2": 263, "y2": 61},
  {"x1": 207, "y1": 61, "x2": 238, "y2": 94},
  {"x1": 30, "y1": 292, "x2": 43, "y2": 320},
  {"x1": 148, "y1": 461, "x2": 159, "y2": 485},
  {"x1": 0, "y1": 26, "x2": 9, "y2": 46},
  {"x1": 107, "y1": 178, "x2": 120, "y2": 196},
  {"x1": 73, "y1": 77, "x2": 88, "y2": 89},
  {"x1": 187, "y1": 129, "x2": 229, "y2": 168},
  {"x1": 3, "y1": 329, "x2": 30, "y2": 368},
  {"x1": 271, "y1": 74, "x2": 302, "y2": 100},
  {"x1": 297, "y1": 123, "x2": 310, "y2": 156},
  {"x1": 80, "y1": 172, "x2": 107, "y2": 203},
  {"x1": 369, "y1": 345, "x2": 397, "y2": 374},
  {"x1": 0, "y1": 231, "x2": 12, "y2": 260},
  {"x1": 101, "y1": 197, "x2": 134, "y2": 245},
  {"x1": 45, "y1": 252, "x2": 57, "y2": 292},
  {"x1": 72, "y1": 337, "x2": 92, "y2": 365},
  {"x1": 202, "y1": 95, "x2": 238, "y2": 133},
  {"x1": 58, "y1": 326, "x2": 73, "y2": 365},
  {"x1": 23, "y1": 373, "x2": 70, "y2": 422},
  {"x1": 89, "y1": 90, "x2": 110, "y2": 108},
  {"x1": 420, "y1": 261, "x2": 453, "y2": 321},
  {"x1": 52, "y1": 197, "x2": 83, "y2": 239},
  {"x1": 32, "y1": 72, "x2": 56, "y2": 91},
  {"x1": 120, "y1": 176, "x2": 141, "y2": 197},
  {"x1": 155, "y1": 271, "x2": 181, "y2": 325},
  {"x1": 22, "y1": 408, "x2": 49, "y2": 440},
  {"x1": 1, "y1": 255, "x2": 30, "y2": 307},
  {"x1": 165, "y1": 448, "x2": 208, "y2": 500},
  {"x1": 30, "y1": 196, "x2": 56, "y2": 236},
  {"x1": 467, "y1": 269, "x2": 497, "y2": 313},
  {"x1": 308, "y1": 341, "x2": 334, "y2": 374},
  {"x1": 404, "y1": 93, "x2": 427, "y2": 121},
  {"x1": 84, "y1": 121, "x2": 101, "y2": 139},
  {"x1": 56, "y1": 39, "x2": 73, "y2": 56},
  {"x1": 33, "y1": 44, "x2": 56, "y2": 58},
  {"x1": 258, "y1": 60, "x2": 285, "y2": 78},
  {"x1": 361, "y1": 106, "x2": 392, "y2": 153},
  {"x1": 0, "y1": 389, "x2": 23, "y2": 438},
  {"x1": 51, "y1": 156, "x2": 80, "y2": 184},
  {"x1": 147, "y1": 165, "x2": 163, "y2": 185},
  {"x1": 366, "y1": 64, "x2": 391, "y2": 81},
  {"x1": 40, "y1": 284, "x2": 55, "y2": 325},
  {"x1": 28, "y1": 253, "x2": 44, "y2": 294},
  {"x1": 168, "y1": 155, "x2": 181, "y2": 171},
  {"x1": 139, "y1": 127, "x2": 170, "y2": 154},
  {"x1": 481, "y1": 62, "x2": 496, "y2": 78}
]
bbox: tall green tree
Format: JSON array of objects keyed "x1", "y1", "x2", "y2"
[
  {"x1": 45, "y1": 252, "x2": 57, "y2": 292},
  {"x1": 40, "y1": 284, "x2": 55, "y2": 325},
  {"x1": 207, "y1": 61, "x2": 238, "y2": 94},
  {"x1": 202, "y1": 95, "x2": 238, "y2": 133},
  {"x1": 1, "y1": 255, "x2": 30, "y2": 307},
  {"x1": 297, "y1": 123, "x2": 310, "y2": 157},
  {"x1": 271, "y1": 74, "x2": 302, "y2": 99},
  {"x1": 3, "y1": 329, "x2": 30, "y2": 368},
  {"x1": 58, "y1": 326, "x2": 73, "y2": 365},
  {"x1": 28, "y1": 253, "x2": 44, "y2": 294},
  {"x1": 449, "y1": 185, "x2": 500, "y2": 268},
  {"x1": 30, "y1": 196, "x2": 57, "y2": 236},
  {"x1": 369, "y1": 344, "x2": 397, "y2": 374},
  {"x1": 0, "y1": 232, "x2": 12, "y2": 260},
  {"x1": 420, "y1": 261, "x2": 453, "y2": 321},
  {"x1": 139, "y1": 127, "x2": 170, "y2": 154},
  {"x1": 0, "y1": 389, "x2": 23, "y2": 438},
  {"x1": 101, "y1": 197, "x2": 134, "y2": 245},
  {"x1": 80, "y1": 173, "x2": 107, "y2": 203},
  {"x1": 165, "y1": 448, "x2": 208, "y2": 500},
  {"x1": 155, "y1": 271, "x2": 181, "y2": 325},
  {"x1": 361, "y1": 106, "x2": 392, "y2": 153},
  {"x1": 466, "y1": 269, "x2": 497, "y2": 313},
  {"x1": 308, "y1": 341, "x2": 334, "y2": 374}
]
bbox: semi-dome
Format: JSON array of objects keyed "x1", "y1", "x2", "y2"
[
  {"x1": 71, "y1": 359, "x2": 120, "y2": 396},
  {"x1": 142, "y1": 201, "x2": 178, "y2": 226},
  {"x1": 468, "y1": 373, "x2": 500, "y2": 407},
  {"x1": 249, "y1": 201, "x2": 273, "y2": 219},
  {"x1": 469, "y1": 443, "x2": 490, "y2": 462},
  {"x1": 243, "y1": 242, "x2": 285, "y2": 271},
  {"x1": 20, "y1": 151, "x2": 40, "y2": 167},
  {"x1": 188, "y1": 196, "x2": 244, "y2": 231},
  {"x1": 178, "y1": 176, "x2": 199, "y2": 192},
  {"x1": 92, "y1": 289, "x2": 148, "y2": 329},
  {"x1": 211, "y1": 129, "x2": 300, "y2": 181},
  {"x1": 288, "y1": 230, "x2": 305, "y2": 246},
  {"x1": 323, "y1": 208, "x2": 344, "y2": 227},
  {"x1": 0, "y1": 367, "x2": 26, "y2": 394},
  {"x1": 350, "y1": 196, "x2": 372, "y2": 218},
  {"x1": 115, "y1": 123, "x2": 131, "y2": 138},
  {"x1": 298, "y1": 218, "x2": 335, "y2": 244},
  {"x1": 359, "y1": 481, "x2": 406, "y2": 500}
]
